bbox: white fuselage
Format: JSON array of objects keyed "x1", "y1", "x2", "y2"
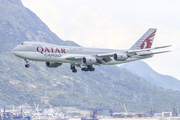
[{"x1": 11, "y1": 41, "x2": 152, "y2": 65}]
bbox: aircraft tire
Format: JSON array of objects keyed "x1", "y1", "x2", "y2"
[
  {"x1": 25, "y1": 64, "x2": 30, "y2": 68},
  {"x1": 89, "y1": 68, "x2": 95, "y2": 71},
  {"x1": 72, "y1": 69, "x2": 77, "y2": 73}
]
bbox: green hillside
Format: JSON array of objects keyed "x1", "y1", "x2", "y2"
[
  {"x1": 0, "y1": 0, "x2": 180, "y2": 114},
  {"x1": 121, "y1": 60, "x2": 180, "y2": 91}
]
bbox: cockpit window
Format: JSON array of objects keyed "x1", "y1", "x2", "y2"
[{"x1": 21, "y1": 42, "x2": 33, "y2": 46}]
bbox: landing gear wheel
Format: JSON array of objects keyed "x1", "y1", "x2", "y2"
[
  {"x1": 25, "y1": 64, "x2": 30, "y2": 68},
  {"x1": 72, "y1": 69, "x2": 77, "y2": 73},
  {"x1": 81, "y1": 67, "x2": 88, "y2": 71},
  {"x1": 81, "y1": 68, "x2": 85, "y2": 71},
  {"x1": 71, "y1": 64, "x2": 77, "y2": 73},
  {"x1": 24, "y1": 59, "x2": 30, "y2": 68},
  {"x1": 89, "y1": 68, "x2": 95, "y2": 71},
  {"x1": 81, "y1": 65, "x2": 95, "y2": 72}
]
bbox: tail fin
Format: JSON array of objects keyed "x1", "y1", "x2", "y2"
[{"x1": 130, "y1": 28, "x2": 157, "y2": 50}]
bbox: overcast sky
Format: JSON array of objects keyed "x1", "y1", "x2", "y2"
[{"x1": 21, "y1": 0, "x2": 180, "y2": 79}]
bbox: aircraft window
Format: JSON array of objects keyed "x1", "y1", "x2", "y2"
[{"x1": 21, "y1": 43, "x2": 32, "y2": 46}]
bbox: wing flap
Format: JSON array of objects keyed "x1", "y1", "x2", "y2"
[
  {"x1": 64, "y1": 53, "x2": 114, "y2": 64},
  {"x1": 96, "y1": 53, "x2": 114, "y2": 63}
]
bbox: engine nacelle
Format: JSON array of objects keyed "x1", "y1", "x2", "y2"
[
  {"x1": 114, "y1": 53, "x2": 128, "y2": 61},
  {"x1": 83, "y1": 57, "x2": 97, "y2": 65},
  {"x1": 46, "y1": 62, "x2": 62, "y2": 68}
]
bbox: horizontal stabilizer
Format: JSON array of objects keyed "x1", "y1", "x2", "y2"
[
  {"x1": 128, "y1": 45, "x2": 171, "y2": 53},
  {"x1": 138, "y1": 51, "x2": 171, "y2": 56},
  {"x1": 154, "y1": 45, "x2": 172, "y2": 49}
]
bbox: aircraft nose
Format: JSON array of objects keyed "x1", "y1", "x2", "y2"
[
  {"x1": 11, "y1": 49, "x2": 14, "y2": 54},
  {"x1": 11, "y1": 46, "x2": 19, "y2": 56},
  {"x1": 11, "y1": 49, "x2": 16, "y2": 56}
]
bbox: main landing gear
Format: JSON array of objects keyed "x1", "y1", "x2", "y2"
[
  {"x1": 71, "y1": 65, "x2": 77, "y2": 73},
  {"x1": 70, "y1": 65, "x2": 95, "y2": 73},
  {"x1": 81, "y1": 65, "x2": 95, "y2": 72},
  {"x1": 25, "y1": 59, "x2": 30, "y2": 68}
]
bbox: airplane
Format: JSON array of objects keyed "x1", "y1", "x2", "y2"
[{"x1": 12, "y1": 28, "x2": 171, "y2": 73}]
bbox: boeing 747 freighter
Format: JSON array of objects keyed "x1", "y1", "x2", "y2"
[{"x1": 12, "y1": 28, "x2": 170, "y2": 73}]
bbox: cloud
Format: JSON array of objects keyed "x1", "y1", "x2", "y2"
[{"x1": 66, "y1": 6, "x2": 131, "y2": 48}]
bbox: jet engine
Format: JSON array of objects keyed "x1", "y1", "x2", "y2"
[
  {"x1": 83, "y1": 57, "x2": 97, "y2": 65},
  {"x1": 46, "y1": 62, "x2": 62, "y2": 68},
  {"x1": 114, "y1": 53, "x2": 128, "y2": 61}
]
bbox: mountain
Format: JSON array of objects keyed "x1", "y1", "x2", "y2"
[
  {"x1": 0, "y1": 0, "x2": 78, "y2": 53},
  {"x1": 1, "y1": 0, "x2": 180, "y2": 114},
  {"x1": 120, "y1": 60, "x2": 180, "y2": 91}
]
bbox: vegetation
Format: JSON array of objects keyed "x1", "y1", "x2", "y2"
[{"x1": 121, "y1": 60, "x2": 180, "y2": 91}]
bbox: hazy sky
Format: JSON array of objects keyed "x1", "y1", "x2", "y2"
[{"x1": 21, "y1": 0, "x2": 180, "y2": 79}]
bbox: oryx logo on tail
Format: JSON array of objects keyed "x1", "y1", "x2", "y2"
[
  {"x1": 140, "y1": 31, "x2": 156, "y2": 49},
  {"x1": 130, "y1": 28, "x2": 157, "y2": 50}
]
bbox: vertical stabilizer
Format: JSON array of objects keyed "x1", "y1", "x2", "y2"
[{"x1": 130, "y1": 28, "x2": 157, "y2": 50}]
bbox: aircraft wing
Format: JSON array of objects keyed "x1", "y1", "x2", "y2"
[
  {"x1": 95, "y1": 45, "x2": 172, "y2": 59},
  {"x1": 63, "y1": 53, "x2": 114, "y2": 65},
  {"x1": 63, "y1": 45, "x2": 171, "y2": 65},
  {"x1": 97, "y1": 53, "x2": 114, "y2": 57},
  {"x1": 96, "y1": 53, "x2": 114, "y2": 64},
  {"x1": 95, "y1": 45, "x2": 171, "y2": 62}
]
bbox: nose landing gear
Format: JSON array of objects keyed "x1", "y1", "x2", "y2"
[
  {"x1": 25, "y1": 59, "x2": 30, "y2": 68},
  {"x1": 25, "y1": 64, "x2": 30, "y2": 68}
]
